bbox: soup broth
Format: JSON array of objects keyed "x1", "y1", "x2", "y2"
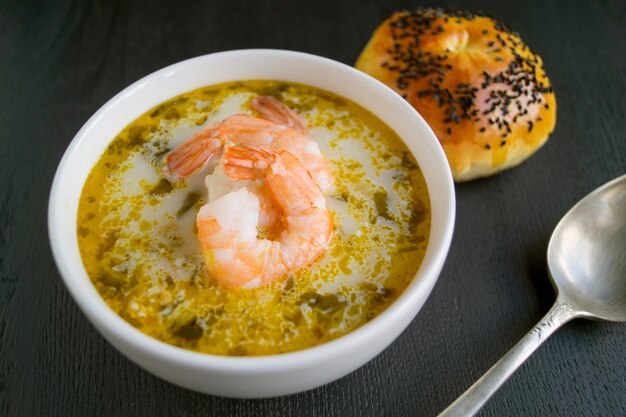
[{"x1": 77, "y1": 81, "x2": 431, "y2": 355}]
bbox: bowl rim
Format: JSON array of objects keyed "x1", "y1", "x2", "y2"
[{"x1": 48, "y1": 48, "x2": 455, "y2": 373}]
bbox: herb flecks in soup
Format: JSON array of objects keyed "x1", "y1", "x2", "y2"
[{"x1": 77, "y1": 81, "x2": 431, "y2": 356}]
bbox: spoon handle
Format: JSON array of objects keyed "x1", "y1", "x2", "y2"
[{"x1": 437, "y1": 299, "x2": 578, "y2": 417}]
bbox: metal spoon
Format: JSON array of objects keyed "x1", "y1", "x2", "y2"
[{"x1": 438, "y1": 174, "x2": 626, "y2": 417}]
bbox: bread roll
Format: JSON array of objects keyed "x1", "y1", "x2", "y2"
[{"x1": 356, "y1": 8, "x2": 556, "y2": 181}]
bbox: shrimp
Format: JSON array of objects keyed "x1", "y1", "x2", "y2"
[
  {"x1": 196, "y1": 146, "x2": 333, "y2": 288},
  {"x1": 162, "y1": 96, "x2": 333, "y2": 193}
]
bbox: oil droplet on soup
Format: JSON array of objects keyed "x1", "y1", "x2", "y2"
[{"x1": 77, "y1": 81, "x2": 431, "y2": 356}]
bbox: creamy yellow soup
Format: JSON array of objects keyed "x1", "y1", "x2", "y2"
[{"x1": 77, "y1": 81, "x2": 431, "y2": 356}]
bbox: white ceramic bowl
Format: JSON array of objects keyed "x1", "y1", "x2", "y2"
[{"x1": 48, "y1": 49, "x2": 455, "y2": 398}]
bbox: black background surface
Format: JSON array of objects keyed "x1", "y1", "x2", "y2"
[{"x1": 1, "y1": 0, "x2": 625, "y2": 416}]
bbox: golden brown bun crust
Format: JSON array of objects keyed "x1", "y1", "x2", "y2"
[{"x1": 356, "y1": 8, "x2": 557, "y2": 181}]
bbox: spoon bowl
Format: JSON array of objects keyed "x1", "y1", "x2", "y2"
[
  {"x1": 548, "y1": 175, "x2": 626, "y2": 322},
  {"x1": 439, "y1": 174, "x2": 626, "y2": 417}
]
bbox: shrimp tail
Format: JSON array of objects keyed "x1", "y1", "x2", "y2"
[
  {"x1": 252, "y1": 96, "x2": 307, "y2": 132},
  {"x1": 163, "y1": 126, "x2": 223, "y2": 179}
]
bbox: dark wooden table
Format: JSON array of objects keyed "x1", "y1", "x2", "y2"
[{"x1": 1, "y1": 0, "x2": 625, "y2": 416}]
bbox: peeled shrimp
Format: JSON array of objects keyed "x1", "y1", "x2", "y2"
[
  {"x1": 196, "y1": 147, "x2": 333, "y2": 289},
  {"x1": 163, "y1": 96, "x2": 333, "y2": 192}
]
